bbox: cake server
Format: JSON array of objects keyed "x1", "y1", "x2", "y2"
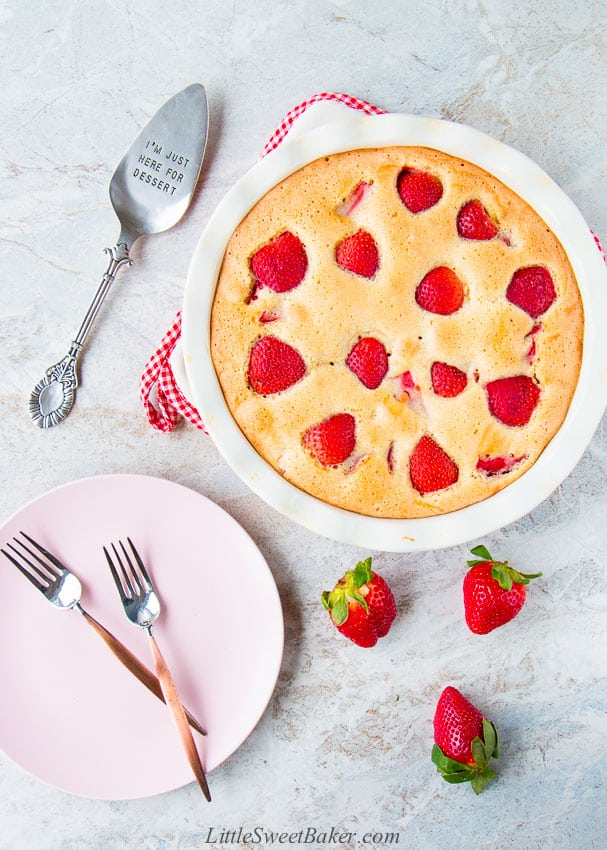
[{"x1": 29, "y1": 83, "x2": 209, "y2": 428}]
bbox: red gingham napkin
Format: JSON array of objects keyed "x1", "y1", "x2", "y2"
[{"x1": 139, "y1": 94, "x2": 605, "y2": 434}]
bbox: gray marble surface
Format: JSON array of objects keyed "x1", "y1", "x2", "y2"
[{"x1": 1, "y1": 1, "x2": 607, "y2": 848}]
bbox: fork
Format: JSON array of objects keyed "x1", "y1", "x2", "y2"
[
  {"x1": 1, "y1": 532, "x2": 205, "y2": 736},
  {"x1": 104, "y1": 538, "x2": 211, "y2": 802}
]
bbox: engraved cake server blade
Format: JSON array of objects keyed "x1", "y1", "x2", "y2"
[{"x1": 29, "y1": 83, "x2": 209, "y2": 428}]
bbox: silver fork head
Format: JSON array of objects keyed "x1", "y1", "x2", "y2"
[
  {"x1": 104, "y1": 538, "x2": 160, "y2": 631},
  {"x1": 0, "y1": 532, "x2": 82, "y2": 609}
]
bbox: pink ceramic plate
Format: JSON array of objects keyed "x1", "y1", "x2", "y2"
[{"x1": 0, "y1": 474, "x2": 283, "y2": 799}]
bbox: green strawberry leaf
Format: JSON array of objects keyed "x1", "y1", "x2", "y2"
[
  {"x1": 469, "y1": 544, "x2": 492, "y2": 562},
  {"x1": 442, "y1": 772, "x2": 476, "y2": 784},
  {"x1": 321, "y1": 590, "x2": 330, "y2": 611},
  {"x1": 351, "y1": 557, "x2": 373, "y2": 588},
  {"x1": 431, "y1": 745, "x2": 472, "y2": 774},
  {"x1": 470, "y1": 736, "x2": 488, "y2": 768},
  {"x1": 330, "y1": 595, "x2": 349, "y2": 626},
  {"x1": 470, "y1": 767, "x2": 497, "y2": 795},
  {"x1": 350, "y1": 589, "x2": 369, "y2": 610},
  {"x1": 491, "y1": 562, "x2": 543, "y2": 589},
  {"x1": 508, "y1": 568, "x2": 543, "y2": 585},
  {"x1": 482, "y1": 718, "x2": 499, "y2": 760},
  {"x1": 431, "y1": 744, "x2": 449, "y2": 768},
  {"x1": 491, "y1": 561, "x2": 514, "y2": 590}
]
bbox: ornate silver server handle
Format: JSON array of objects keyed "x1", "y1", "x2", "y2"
[{"x1": 29, "y1": 244, "x2": 132, "y2": 429}]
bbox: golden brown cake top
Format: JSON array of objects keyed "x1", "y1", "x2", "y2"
[{"x1": 210, "y1": 146, "x2": 583, "y2": 518}]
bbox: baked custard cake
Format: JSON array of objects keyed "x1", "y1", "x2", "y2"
[{"x1": 210, "y1": 147, "x2": 583, "y2": 518}]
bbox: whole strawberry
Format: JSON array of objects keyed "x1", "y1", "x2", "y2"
[
  {"x1": 432, "y1": 686, "x2": 499, "y2": 794},
  {"x1": 321, "y1": 558, "x2": 396, "y2": 647},
  {"x1": 464, "y1": 545, "x2": 542, "y2": 634}
]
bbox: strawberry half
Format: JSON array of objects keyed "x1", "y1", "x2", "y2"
[
  {"x1": 506, "y1": 266, "x2": 557, "y2": 318},
  {"x1": 346, "y1": 337, "x2": 389, "y2": 389},
  {"x1": 476, "y1": 454, "x2": 527, "y2": 476},
  {"x1": 431, "y1": 361, "x2": 468, "y2": 397},
  {"x1": 247, "y1": 336, "x2": 306, "y2": 395},
  {"x1": 485, "y1": 375, "x2": 540, "y2": 426},
  {"x1": 409, "y1": 435, "x2": 459, "y2": 495},
  {"x1": 391, "y1": 370, "x2": 425, "y2": 412},
  {"x1": 415, "y1": 267, "x2": 465, "y2": 315},
  {"x1": 250, "y1": 231, "x2": 308, "y2": 293},
  {"x1": 258, "y1": 310, "x2": 280, "y2": 324},
  {"x1": 456, "y1": 200, "x2": 498, "y2": 240},
  {"x1": 335, "y1": 229, "x2": 379, "y2": 278},
  {"x1": 337, "y1": 181, "x2": 372, "y2": 217},
  {"x1": 397, "y1": 168, "x2": 443, "y2": 213},
  {"x1": 321, "y1": 557, "x2": 397, "y2": 647},
  {"x1": 525, "y1": 322, "x2": 542, "y2": 364},
  {"x1": 302, "y1": 412, "x2": 356, "y2": 467},
  {"x1": 432, "y1": 686, "x2": 499, "y2": 795},
  {"x1": 464, "y1": 544, "x2": 542, "y2": 634}
]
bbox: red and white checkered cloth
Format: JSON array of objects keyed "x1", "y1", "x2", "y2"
[{"x1": 139, "y1": 92, "x2": 606, "y2": 434}]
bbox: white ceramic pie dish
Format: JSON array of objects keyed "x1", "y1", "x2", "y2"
[{"x1": 182, "y1": 112, "x2": 607, "y2": 552}]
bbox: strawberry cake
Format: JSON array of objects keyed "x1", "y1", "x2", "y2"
[{"x1": 210, "y1": 146, "x2": 583, "y2": 518}]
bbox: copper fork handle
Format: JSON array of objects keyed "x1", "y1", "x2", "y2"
[
  {"x1": 78, "y1": 608, "x2": 206, "y2": 736},
  {"x1": 148, "y1": 632, "x2": 211, "y2": 802}
]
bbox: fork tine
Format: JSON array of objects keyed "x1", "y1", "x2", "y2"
[
  {"x1": 1, "y1": 545, "x2": 46, "y2": 591},
  {"x1": 19, "y1": 532, "x2": 64, "y2": 578},
  {"x1": 12, "y1": 536, "x2": 60, "y2": 584},
  {"x1": 113, "y1": 542, "x2": 137, "y2": 597},
  {"x1": 104, "y1": 545, "x2": 130, "y2": 601},
  {"x1": 6, "y1": 540, "x2": 53, "y2": 584},
  {"x1": 119, "y1": 540, "x2": 147, "y2": 596},
  {"x1": 126, "y1": 537, "x2": 153, "y2": 590}
]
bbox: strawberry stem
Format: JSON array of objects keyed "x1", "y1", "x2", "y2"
[
  {"x1": 432, "y1": 717, "x2": 499, "y2": 794},
  {"x1": 467, "y1": 545, "x2": 542, "y2": 589},
  {"x1": 321, "y1": 558, "x2": 374, "y2": 626}
]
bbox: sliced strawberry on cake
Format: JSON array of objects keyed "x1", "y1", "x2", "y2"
[
  {"x1": 346, "y1": 337, "x2": 389, "y2": 389},
  {"x1": 397, "y1": 168, "x2": 443, "y2": 213},
  {"x1": 431, "y1": 361, "x2": 468, "y2": 397},
  {"x1": 247, "y1": 336, "x2": 306, "y2": 395},
  {"x1": 476, "y1": 454, "x2": 528, "y2": 476},
  {"x1": 409, "y1": 435, "x2": 459, "y2": 494},
  {"x1": 335, "y1": 229, "x2": 379, "y2": 278},
  {"x1": 506, "y1": 266, "x2": 556, "y2": 318},
  {"x1": 250, "y1": 231, "x2": 308, "y2": 293},
  {"x1": 336, "y1": 181, "x2": 372, "y2": 217},
  {"x1": 456, "y1": 200, "x2": 499, "y2": 240},
  {"x1": 415, "y1": 267, "x2": 465, "y2": 315},
  {"x1": 302, "y1": 413, "x2": 356, "y2": 467},
  {"x1": 485, "y1": 375, "x2": 540, "y2": 426}
]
